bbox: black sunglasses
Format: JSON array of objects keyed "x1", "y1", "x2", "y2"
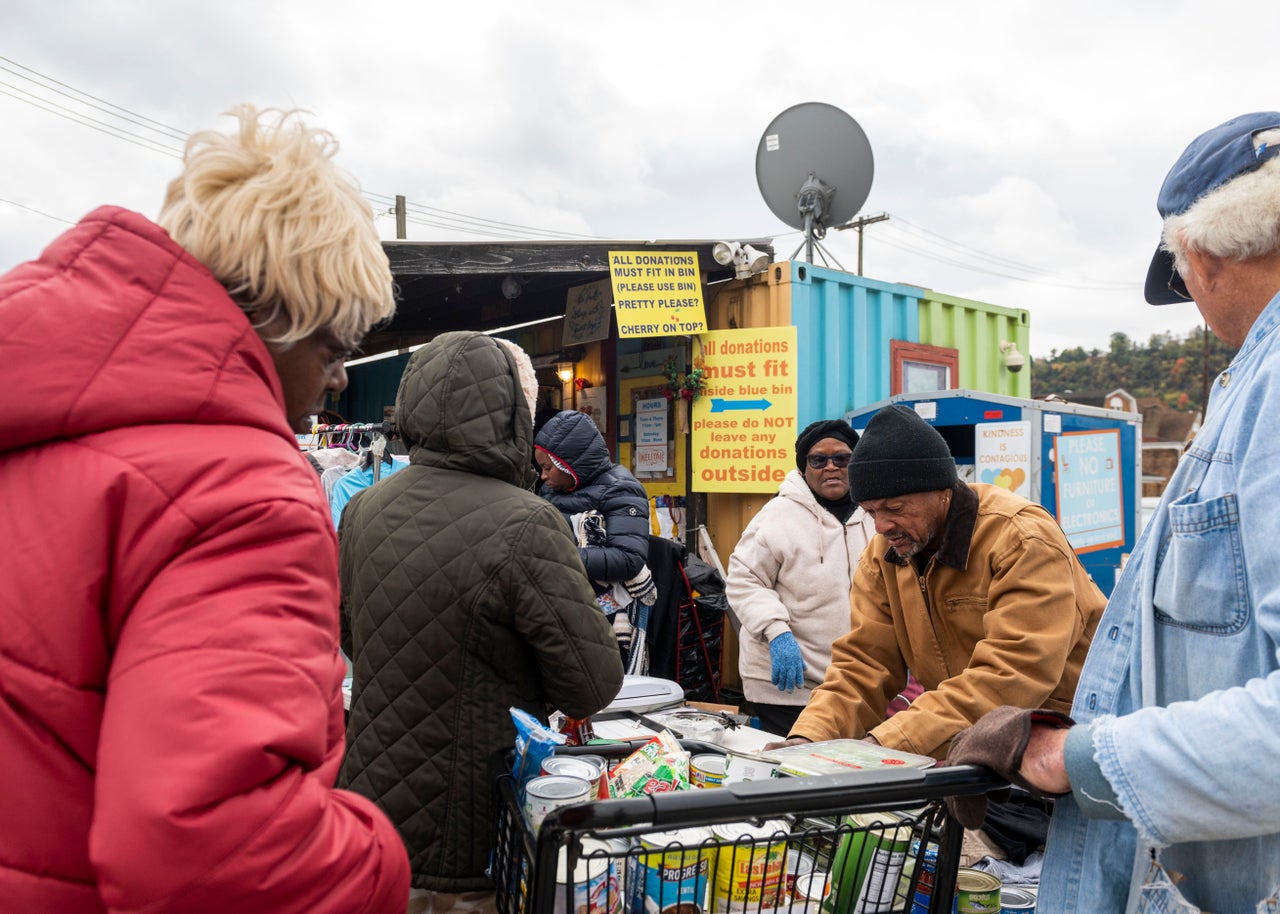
[
  {"x1": 807, "y1": 452, "x2": 853, "y2": 469},
  {"x1": 1168, "y1": 271, "x2": 1191, "y2": 301}
]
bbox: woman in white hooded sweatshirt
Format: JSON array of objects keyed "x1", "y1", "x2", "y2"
[{"x1": 727, "y1": 420, "x2": 880, "y2": 736}]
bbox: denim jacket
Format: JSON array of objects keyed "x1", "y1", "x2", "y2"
[{"x1": 1040, "y1": 290, "x2": 1280, "y2": 914}]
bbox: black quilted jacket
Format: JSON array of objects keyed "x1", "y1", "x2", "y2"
[
  {"x1": 534, "y1": 410, "x2": 650, "y2": 585},
  {"x1": 337, "y1": 332, "x2": 624, "y2": 891}
]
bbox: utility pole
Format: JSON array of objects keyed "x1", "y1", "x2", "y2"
[
  {"x1": 394, "y1": 195, "x2": 407, "y2": 240},
  {"x1": 835, "y1": 212, "x2": 889, "y2": 274}
]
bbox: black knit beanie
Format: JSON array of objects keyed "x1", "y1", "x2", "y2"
[
  {"x1": 795, "y1": 419, "x2": 861, "y2": 472},
  {"x1": 847, "y1": 405, "x2": 958, "y2": 502}
]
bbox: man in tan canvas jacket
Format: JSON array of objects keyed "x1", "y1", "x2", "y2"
[{"x1": 775, "y1": 404, "x2": 1105, "y2": 760}]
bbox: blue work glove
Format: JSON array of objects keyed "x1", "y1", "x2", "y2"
[{"x1": 769, "y1": 632, "x2": 805, "y2": 693}]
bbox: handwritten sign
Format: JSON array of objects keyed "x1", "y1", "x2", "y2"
[
  {"x1": 562, "y1": 279, "x2": 613, "y2": 346},
  {"x1": 609, "y1": 250, "x2": 707, "y2": 338},
  {"x1": 691, "y1": 326, "x2": 799, "y2": 492},
  {"x1": 1054, "y1": 429, "x2": 1124, "y2": 553},
  {"x1": 974, "y1": 421, "x2": 1031, "y2": 497},
  {"x1": 577, "y1": 386, "x2": 607, "y2": 435}
]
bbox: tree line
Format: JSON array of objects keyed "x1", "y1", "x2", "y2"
[{"x1": 1031, "y1": 325, "x2": 1238, "y2": 411}]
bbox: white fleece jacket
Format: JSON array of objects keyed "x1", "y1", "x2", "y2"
[{"x1": 726, "y1": 470, "x2": 875, "y2": 705}]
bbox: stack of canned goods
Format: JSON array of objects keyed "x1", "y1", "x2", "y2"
[{"x1": 523, "y1": 754, "x2": 609, "y2": 830}]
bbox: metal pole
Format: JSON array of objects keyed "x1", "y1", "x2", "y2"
[
  {"x1": 394, "y1": 194, "x2": 407, "y2": 240},
  {"x1": 835, "y1": 213, "x2": 889, "y2": 275}
]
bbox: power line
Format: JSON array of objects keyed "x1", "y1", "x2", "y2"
[
  {"x1": 872, "y1": 229, "x2": 1141, "y2": 291},
  {"x1": 365, "y1": 191, "x2": 606, "y2": 241},
  {"x1": 0, "y1": 55, "x2": 189, "y2": 139},
  {"x1": 0, "y1": 82, "x2": 184, "y2": 158},
  {"x1": 881, "y1": 215, "x2": 1136, "y2": 290},
  {"x1": 0, "y1": 197, "x2": 75, "y2": 225}
]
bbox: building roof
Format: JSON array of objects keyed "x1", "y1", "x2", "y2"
[
  {"x1": 363, "y1": 237, "x2": 774, "y2": 357},
  {"x1": 1135, "y1": 397, "x2": 1200, "y2": 443}
]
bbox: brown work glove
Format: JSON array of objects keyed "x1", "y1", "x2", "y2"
[{"x1": 943, "y1": 705, "x2": 1074, "y2": 829}]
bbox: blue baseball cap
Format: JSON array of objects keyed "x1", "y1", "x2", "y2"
[{"x1": 1144, "y1": 112, "x2": 1280, "y2": 305}]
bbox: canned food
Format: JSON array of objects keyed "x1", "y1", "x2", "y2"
[
  {"x1": 524, "y1": 774, "x2": 592, "y2": 832},
  {"x1": 907, "y1": 839, "x2": 939, "y2": 914},
  {"x1": 783, "y1": 848, "x2": 816, "y2": 900},
  {"x1": 628, "y1": 827, "x2": 715, "y2": 914},
  {"x1": 791, "y1": 871, "x2": 829, "y2": 909},
  {"x1": 722, "y1": 752, "x2": 780, "y2": 783},
  {"x1": 691, "y1": 754, "x2": 726, "y2": 789},
  {"x1": 602, "y1": 837, "x2": 632, "y2": 909},
  {"x1": 999, "y1": 885, "x2": 1036, "y2": 913},
  {"x1": 826, "y1": 812, "x2": 912, "y2": 914},
  {"x1": 543, "y1": 755, "x2": 603, "y2": 783},
  {"x1": 710, "y1": 820, "x2": 789, "y2": 913},
  {"x1": 953, "y1": 868, "x2": 1002, "y2": 914},
  {"x1": 555, "y1": 837, "x2": 623, "y2": 914},
  {"x1": 572, "y1": 753, "x2": 611, "y2": 799}
]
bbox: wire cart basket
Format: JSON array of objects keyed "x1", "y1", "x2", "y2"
[{"x1": 491, "y1": 740, "x2": 1005, "y2": 914}]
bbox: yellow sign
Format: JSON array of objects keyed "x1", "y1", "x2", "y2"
[
  {"x1": 691, "y1": 326, "x2": 799, "y2": 493},
  {"x1": 609, "y1": 250, "x2": 708, "y2": 338}
]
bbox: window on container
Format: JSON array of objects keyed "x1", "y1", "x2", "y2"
[{"x1": 890, "y1": 340, "x2": 959, "y2": 395}]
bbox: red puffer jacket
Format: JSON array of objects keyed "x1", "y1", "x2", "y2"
[{"x1": 0, "y1": 208, "x2": 410, "y2": 913}]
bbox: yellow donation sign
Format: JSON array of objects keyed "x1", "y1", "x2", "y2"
[
  {"x1": 609, "y1": 250, "x2": 708, "y2": 338},
  {"x1": 691, "y1": 326, "x2": 798, "y2": 493}
]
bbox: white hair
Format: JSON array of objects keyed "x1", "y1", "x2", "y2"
[
  {"x1": 158, "y1": 105, "x2": 395, "y2": 348},
  {"x1": 1163, "y1": 127, "x2": 1280, "y2": 277}
]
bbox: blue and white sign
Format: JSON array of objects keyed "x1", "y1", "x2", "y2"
[{"x1": 1054, "y1": 429, "x2": 1124, "y2": 553}]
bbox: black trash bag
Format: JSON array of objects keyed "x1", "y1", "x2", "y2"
[{"x1": 684, "y1": 552, "x2": 725, "y2": 595}]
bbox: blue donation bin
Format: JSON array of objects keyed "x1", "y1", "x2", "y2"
[{"x1": 846, "y1": 390, "x2": 1141, "y2": 596}]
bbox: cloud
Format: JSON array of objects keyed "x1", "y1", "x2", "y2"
[{"x1": 3, "y1": 0, "x2": 1279, "y2": 358}]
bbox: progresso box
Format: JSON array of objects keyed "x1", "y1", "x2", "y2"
[{"x1": 846, "y1": 390, "x2": 1142, "y2": 596}]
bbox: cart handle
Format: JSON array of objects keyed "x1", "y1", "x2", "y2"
[{"x1": 543, "y1": 764, "x2": 1006, "y2": 831}]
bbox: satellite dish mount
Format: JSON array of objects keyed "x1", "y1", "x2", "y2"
[{"x1": 756, "y1": 103, "x2": 874, "y2": 267}]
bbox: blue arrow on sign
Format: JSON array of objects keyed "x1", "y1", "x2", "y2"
[{"x1": 710, "y1": 398, "x2": 773, "y2": 413}]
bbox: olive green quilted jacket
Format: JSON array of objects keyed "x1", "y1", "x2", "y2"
[{"x1": 338, "y1": 332, "x2": 623, "y2": 891}]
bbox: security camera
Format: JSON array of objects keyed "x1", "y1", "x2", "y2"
[{"x1": 1000, "y1": 341, "x2": 1025, "y2": 373}]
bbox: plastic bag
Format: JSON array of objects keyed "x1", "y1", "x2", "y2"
[{"x1": 510, "y1": 707, "x2": 566, "y2": 799}]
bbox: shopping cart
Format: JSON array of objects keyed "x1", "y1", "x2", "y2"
[{"x1": 491, "y1": 740, "x2": 1005, "y2": 914}]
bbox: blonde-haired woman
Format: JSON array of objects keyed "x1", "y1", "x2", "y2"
[{"x1": 0, "y1": 107, "x2": 410, "y2": 913}]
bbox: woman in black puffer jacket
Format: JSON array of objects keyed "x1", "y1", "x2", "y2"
[{"x1": 534, "y1": 411, "x2": 655, "y2": 666}]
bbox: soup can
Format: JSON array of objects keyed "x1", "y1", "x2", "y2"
[
  {"x1": 783, "y1": 849, "x2": 817, "y2": 900},
  {"x1": 789, "y1": 871, "x2": 830, "y2": 911},
  {"x1": 824, "y1": 812, "x2": 912, "y2": 914},
  {"x1": 544, "y1": 754, "x2": 608, "y2": 798},
  {"x1": 953, "y1": 868, "x2": 1001, "y2": 914},
  {"x1": 710, "y1": 820, "x2": 789, "y2": 913},
  {"x1": 999, "y1": 885, "x2": 1036, "y2": 913},
  {"x1": 603, "y1": 837, "x2": 632, "y2": 909},
  {"x1": 627, "y1": 826, "x2": 715, "y2": 914},
  {"x1": 691, "y1": 754, "x2": 727, "y2": 789},
  {"x1": 723, "y1": 752, "x2": 780, "y2": 783},
  {"x1": 524, "y1": 774, "x2": 592, "y2": 832},
  {"x1": 575, "y1": 754, "x2": 612, "y2": 798},
  {"x1": 555, "y1": 837, "x2": 623, "y2": 914}
]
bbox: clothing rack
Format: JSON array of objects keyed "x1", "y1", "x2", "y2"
[{"x1": 312, "y1": 421, "x2": 395, "y2": 436}]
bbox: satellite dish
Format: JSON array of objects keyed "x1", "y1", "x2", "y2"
[{"x1": 756, "y1": 102, "x2": 874, "y2": 264}]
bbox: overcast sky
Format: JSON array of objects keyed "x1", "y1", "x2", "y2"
[{"x1": 3, "y1": 1, "x2": 1277, "y2": 357}]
